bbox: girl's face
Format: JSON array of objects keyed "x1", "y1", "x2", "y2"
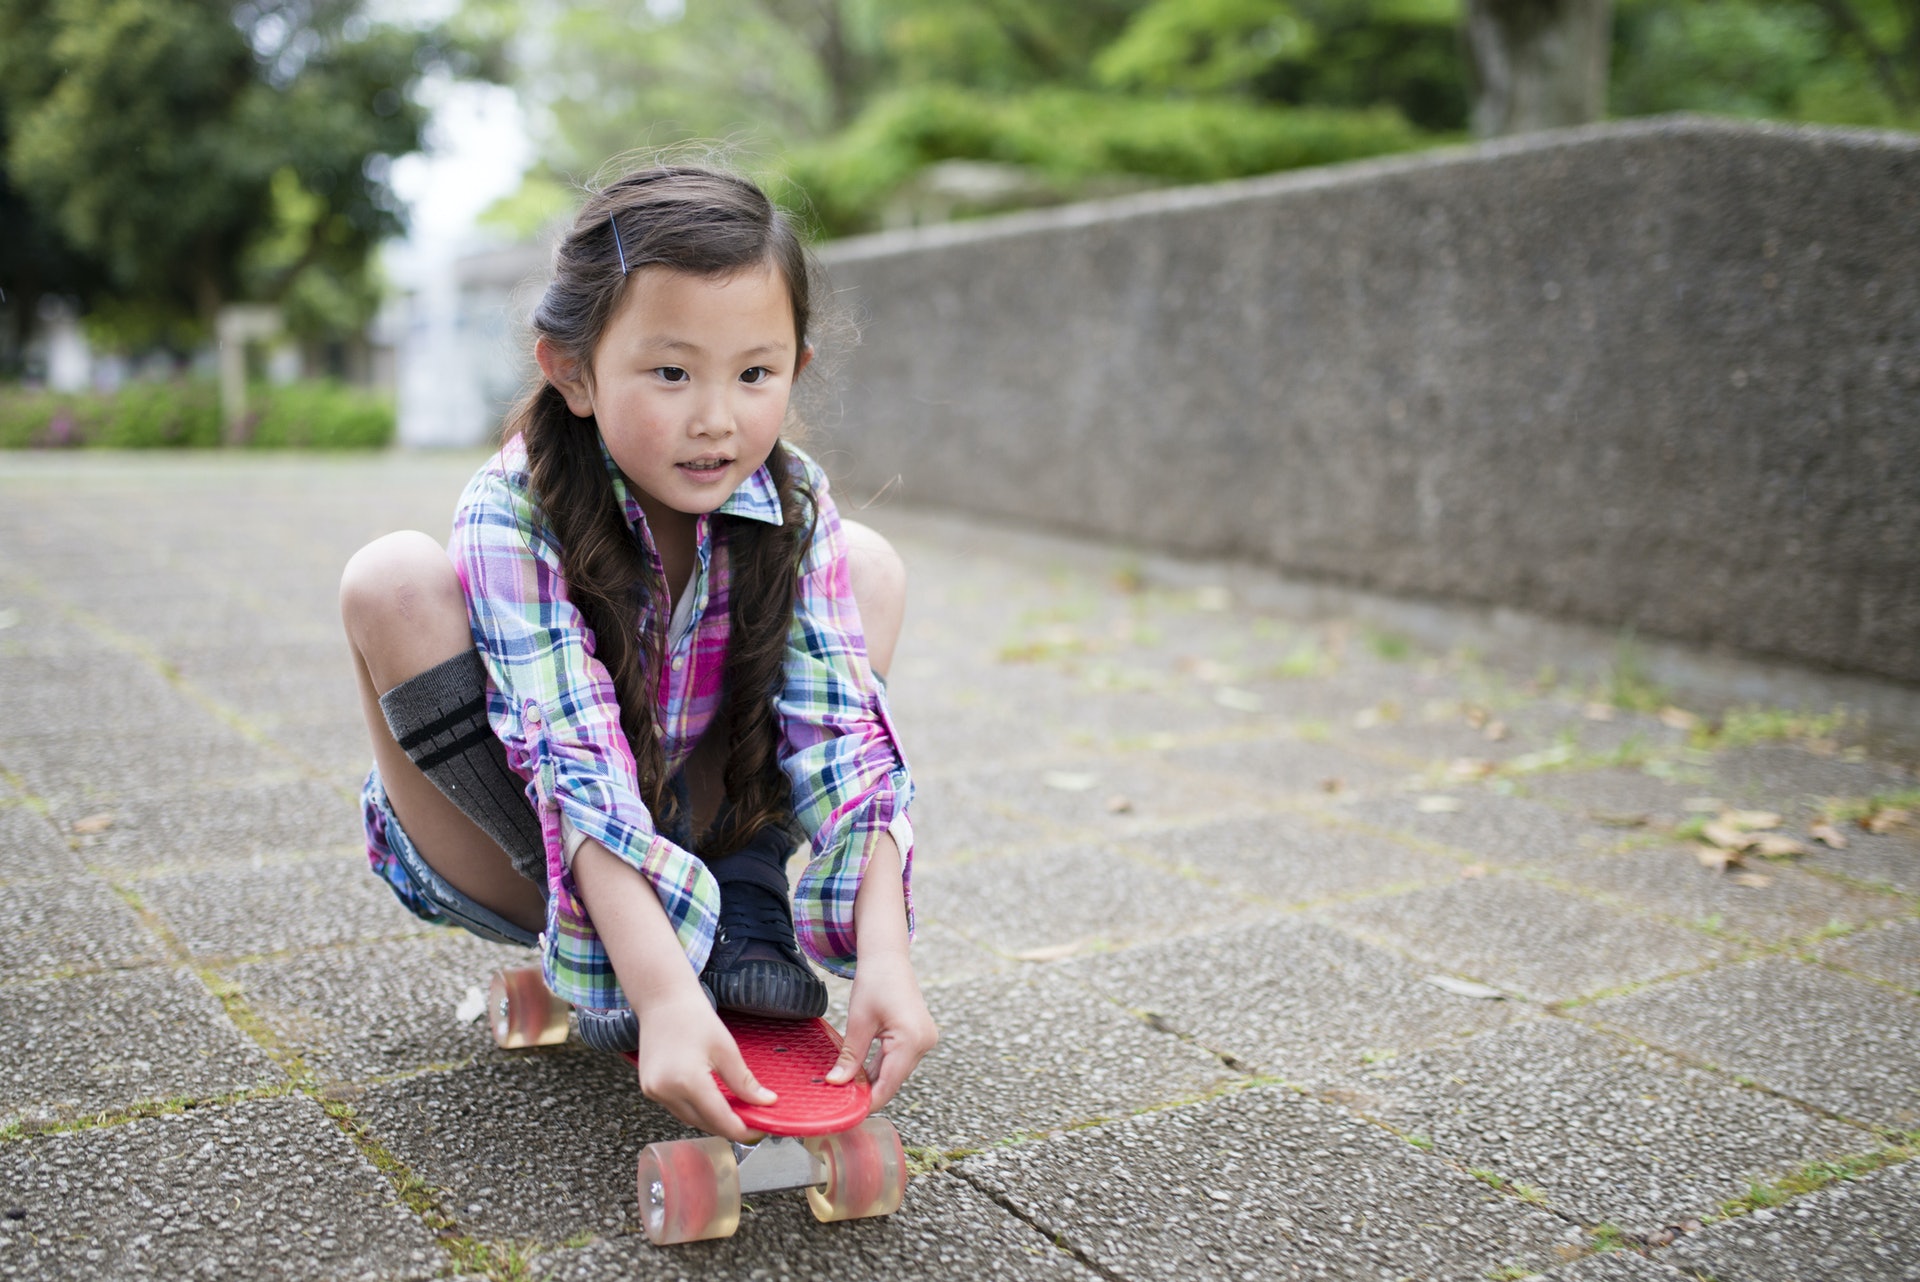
[{"x1": 545, "y1": 262, "x2": 808, "y2": 530}]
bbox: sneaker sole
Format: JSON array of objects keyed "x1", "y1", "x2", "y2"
[{"x1": 706, "y1": 960, "x2": 828, "y2": 1020}]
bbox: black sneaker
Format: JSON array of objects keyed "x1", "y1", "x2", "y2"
[{"x1": 699, "y1": 824, "x2": 827, "y2": 1020}]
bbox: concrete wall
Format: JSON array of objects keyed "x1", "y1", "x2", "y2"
[{"x1": 815, "y1": 117, "x2": 1920, "y2": 685}]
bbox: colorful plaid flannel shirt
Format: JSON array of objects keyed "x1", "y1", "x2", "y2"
[{"x1": 433, "y1": 436, "x2": 913, "y2": 1010}]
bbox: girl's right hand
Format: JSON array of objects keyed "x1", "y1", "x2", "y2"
[{"x1": 632, "y1": 986, "x2": 776, "y2": 1144}]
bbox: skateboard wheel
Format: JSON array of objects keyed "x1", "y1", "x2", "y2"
[
  {"x1": 803, "y1": 1117, "x2": 907, "y2": 1224},
  {"x1": 637, "y1": 1137, "x2": 741, "y2": 1245},
  {"x1": 488, "y1": 966, "x2": 569, "y2": 1049}
]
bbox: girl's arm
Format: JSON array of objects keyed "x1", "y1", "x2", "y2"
[
  {"x1": 571, "y1": 837, "x2": 774, "y2": 1144},
  {"x1": 824, "y1": 833, "x2": 937, "y2": 1111}
]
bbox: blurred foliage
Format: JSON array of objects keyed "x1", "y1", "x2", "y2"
[
  {"x1": 0, "y1": 0, "x2": 500, "y2": 367},
  {"x1": 478, "y1": 0, "x2": 1914, "y2": 241},
  {"x1": 0, "y1": 378, "x2": 393, "y2": 448}
]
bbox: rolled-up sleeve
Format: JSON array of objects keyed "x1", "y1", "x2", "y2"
[
  {"x1": 450, "y1": 465, "x2": 721, "y2": 1006},
  {"x1": 780, "y1": 468, "x2": 916, "y2": 976}
]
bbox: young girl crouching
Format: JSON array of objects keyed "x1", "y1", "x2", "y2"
[{"x1": 338, "y1": 164, "x2": 936, "y2": 1143}]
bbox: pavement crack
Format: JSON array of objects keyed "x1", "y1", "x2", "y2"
[{"x1": 950, "y1": 1165, "x2": 1132, "y2": 1282}]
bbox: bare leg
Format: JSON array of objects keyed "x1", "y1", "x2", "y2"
[
  {"x1": 340, "y1": 531, "x2": 546, "y2": 934},
  {"x1": 842, "y1": 519, "x2": 906, "y2": 680}
]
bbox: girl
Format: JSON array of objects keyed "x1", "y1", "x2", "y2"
[{"x1": 338, "y1": 164, "x2": 936, "y2": 1145}]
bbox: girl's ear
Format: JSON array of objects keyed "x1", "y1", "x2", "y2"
[
  {"x1": 794, "y1": 342, "x2": 814, "y2": 380},
  {"x1": 535, "y1": 337, "x2": 595, "y2": 418}
]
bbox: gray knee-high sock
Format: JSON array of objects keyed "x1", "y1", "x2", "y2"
[{"x1": 379, "y1": 650, "x2": 545, "y2": 886}]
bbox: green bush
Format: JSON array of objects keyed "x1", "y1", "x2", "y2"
[
  {"x1": 775, "y1": 85, "x2": 1435, "y2": 236},
  {"x1": 0, "y1": 379, "x2": 392, "y2": 449},
  {"x1": 249, "y1": 380, "x2": 394, "y2": 449}
]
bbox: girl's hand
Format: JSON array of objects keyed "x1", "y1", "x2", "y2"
[
  {"x1": 827, "y1": 948, "x2": 938, "y2": 1112},
  {"x1": 632, "y1": 986, "x2": 775, "y2": 1144}
]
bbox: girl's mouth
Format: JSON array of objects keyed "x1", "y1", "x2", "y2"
[{"x1": 679, "y1": 457, "x2": 731, "y2": 474}]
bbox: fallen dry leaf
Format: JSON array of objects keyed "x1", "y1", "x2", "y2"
[
  {"x1": 454, "y1": 986, "x2": 487, "y2": 1024},
  {"x1": 1448, "y1": 757, "x2": 1495, "y2": 781},
  {"x1": 1702, "y1": 821, "x2": 1758, "y2": 852},
  {"x1": 71, "y1": 813, "x2": 115, "y2": 835},
  {"x1": 1042, "y1": 771, "x2": 1100, "y2": 792},
  {"x1": 1416, "y1": 795, "x2": 1464, "y2": 814},
  {"x1": 1424, "y1": 975, "x2": 1506, "y2": 1000},
  {"x1": 1658, "y1": 706, "x2": 1700, "y2": 731},
  {"x1": 1583, "y1": 702, "x2": 1617, "y2": 722},
  {"x1": 1809, "y1": 820, "x2": 1850, "y2": 850},
  {"x1": 1012, "y1": 941, "x2": 1084, "y2": 963},
  {"x1": 1105, "y1": 794, "x2": 1134, "y2": 814},
  {"x1": 1482, "y1": 719, "x2": 1510, "y2": 742},
  {"x1": 1729, "y1": 871, "x2": 1775, "y2": 888},
  {"x1": 1864, "y1": 807, "x2": 1912, "y2": 835},
  {"x1": 1463, "y1": 705, "x2": 1489, "y2": 729},
  {"x1": 1319, "y1": 776, "x2": 1345, "y2": 794},
  {"x1": 1694, "y1": 845, "x2": 1739, "y2": 873},
  {"x1": 1722, "y1": 809, "x2": 1783, "y2": 832},
  {"x1": 1751, "y1": 834, "x2": 1807, "y2": 859}
]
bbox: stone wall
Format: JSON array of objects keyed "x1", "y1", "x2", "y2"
[{"x1": 814, "y1": 117, "x2": 1920, "y2": 685}]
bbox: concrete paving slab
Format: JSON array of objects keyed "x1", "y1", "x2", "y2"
[
  {"x1": 1663, "y1": 1158, "x2": 1920, "y2": 1282},
  {"x1": 68, "y1": 776, "x2": 361, "y2": 877},
  {"x1": 1323, "y1": 875, "x2": 1728, "y2": 1003},
  {"x1": 1517, "y1": 767, "x2": 1717, "y2": 829},
  {"x1": 1811, "y1": 828, "x2": 1920, "y2": 896},
  {"x1": 1062, "y1": 915, "x2": 1524, "y2": 1086},
  {"x1": 0, "y1": 1094, "x2": 440, "y2": 1281},
  {"x1": 0, "y1": 800, "x2": 78, "y2": 882},
  {"x1": 890, "y1": 693, "x2": 1075, "y2": 773},
  {"x1": 527, "y1": 1171, "x2": 1096, "y2": 1281},
  {"x1": 958, "y1": 1085, "x2": 1576, "y2": 1282},
  {"x1": 911, "y1": 840, "x2": 1261, "y2": 959},
  {"x1": 1541, "y1": 1252, "x2": 1692, "y2": 1279},
  {"x1": 1543, "y1": 845, "x2": 1908, "y2": 945},
  {"x1": 902, "y1": 918, "x2": 1012, "y2": 989},
  {"x1": 264, "y1": 718, "x2": 384, "y2": 787},
  {"x1": 349, "y1": 1051, "x2": 671, "y2": 1242},
  {"x1": 225, "y1": 932, "x2": 530, "y2": 1085},
  {"x1": 2, "y1": 723, "x2": 287, "y2": 812},
  {"x1": 0, "y1": 967, "x2": 283, "y2": 1130},
  {"x1": 1142, "y1": 811, "x2": 1465, "y2": 907},
  {"x1": 1165, "y1": 733, "x2": 1413, "y2": 801},
  {"x1": 901, "y1": 769, "x2": 1077, "y2": 859},
  {"x1": 0, "y1": 875, "x2": 167, "y2": 980},
  {"x1": 889, "y1": 968, "x2": 1237, "y2": 1152},
  {"x1": 1321, "y1": 1018, "x2": 1866, "y2": 1230},
  {"x1": 1351, "y1": 791, "x2": 1631, "y2": 870},
  {"x1": 135, "y1": 851, "x2": 430, "y2": 960},
  {"x1": 1585, "y1": 958, "x2": 1920, "y2": 1129},
  {"x1": 1706, "y1": 745, "x2": 1916, "y2": 816},
  {"x1": 1817, "y1": 918, "x2": 1920, "y2": 994}
]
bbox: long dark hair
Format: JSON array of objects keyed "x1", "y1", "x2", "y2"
[{"x1": 507, "y1": 165, "x2": 817, "y2": 858}]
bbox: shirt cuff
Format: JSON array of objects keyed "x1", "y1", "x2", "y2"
[{"x1": 560, "y1": 811, "x2": 590, "y2": 870}]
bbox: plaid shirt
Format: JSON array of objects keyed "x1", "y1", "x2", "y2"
[{"x1": 418, "y1": 437, "x2": 912, "y2": 1010}]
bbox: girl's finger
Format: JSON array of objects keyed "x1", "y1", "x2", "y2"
[{"x1": 827, "y1": 1011, "x2": 878, "y2": 1086}]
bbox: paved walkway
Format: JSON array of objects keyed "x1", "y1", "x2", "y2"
[{"x1": 1, "y1": 452, "x2": 1916, "y2": 1282}]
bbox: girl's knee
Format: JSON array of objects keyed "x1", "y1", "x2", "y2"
[
  {"x1": 842, "y1": 520, "x2": 906, "y2": 611},
  {"x1": 339, "y1": 531, "x2": 465, "y2": 636}
]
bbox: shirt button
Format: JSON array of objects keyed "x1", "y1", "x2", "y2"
[
  {"x1": 671, "y1": 657, "x2": 684, "y2": 671},
  {"x1": 524, "y1": 703, "x2": 542, "y2": 724}
]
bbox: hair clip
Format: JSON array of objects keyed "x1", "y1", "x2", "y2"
[{"x1": 609, "y1": 212, "x2": 629, "y2": 275}]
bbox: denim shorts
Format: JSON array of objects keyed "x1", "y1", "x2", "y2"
[{"x1": 363, "y1": 767, "x2": 542, "y2": 950}]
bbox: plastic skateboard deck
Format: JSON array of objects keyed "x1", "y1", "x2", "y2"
[{"x1": 719, "y1": 1012, "x2": 871, "y2": 1136}]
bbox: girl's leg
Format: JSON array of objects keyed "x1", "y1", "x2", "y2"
[
  {"x1": 340, "y1": 531, "x2": 547, "y2": 935},
  {"x1": 842, "y1": 518, "x2": 906, "y2": 680}
]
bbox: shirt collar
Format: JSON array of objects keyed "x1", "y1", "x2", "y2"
[{"x1": 600, "y1": 438, "x2": 787, "y2": 536}]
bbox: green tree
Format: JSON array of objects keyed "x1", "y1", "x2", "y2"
[{"x1": 0, "y1": 0, "x2": 495, "y2": 362}]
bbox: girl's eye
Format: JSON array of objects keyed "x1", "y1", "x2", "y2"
[
  {"x1": 740, "y1": 366, "x2": 771, "y2": 385},
  {"x1": 655, "y1": 366, "x2": 689, "y2": 383}
]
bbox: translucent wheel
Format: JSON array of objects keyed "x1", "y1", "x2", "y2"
[
  {"x1": 804, "y1": 1117, "x2": 908, "y2": 1224},
  {"x1": 488, "y1": 966, "x2": 569, "y2": 1049},
  {"x1": 637, "y1": 1136, "x2": 741, "y2": 1245}
]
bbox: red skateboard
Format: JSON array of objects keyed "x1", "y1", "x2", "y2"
[{"x1": 487, "y1": 965, "x2": 908, "y2": 1245}]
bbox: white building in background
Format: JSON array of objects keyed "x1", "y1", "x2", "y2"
[{"x1": 394, "y1": 239, "x2": 547, "y2": 447}]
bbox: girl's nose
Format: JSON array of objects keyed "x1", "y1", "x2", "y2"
[{"x1": 689, "y1": 388, "x2": 734, "y2": 438}]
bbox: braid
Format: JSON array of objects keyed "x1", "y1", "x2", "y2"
[{"x1": 707, "y1": 440, "x2": 815, "y2": 857}]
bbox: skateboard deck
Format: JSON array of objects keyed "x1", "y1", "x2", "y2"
[{"x1": 718, "y1": 1012, "x2": 871, "y2": 1136}]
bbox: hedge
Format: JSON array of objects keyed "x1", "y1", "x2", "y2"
[{"x1": 0, "y1": 379, "x2": 394, "y2": 450}]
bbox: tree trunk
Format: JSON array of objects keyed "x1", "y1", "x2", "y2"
[{"x1": 1464, "y1": 0, "x2": 1613, "y2": 137}]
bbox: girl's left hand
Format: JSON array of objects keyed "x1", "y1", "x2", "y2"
[{"x1": 827, "y1": 949, "x2": 937, "y2": 1112}]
